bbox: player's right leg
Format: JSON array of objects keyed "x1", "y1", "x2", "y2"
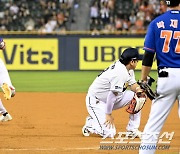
[
  {"x1": 82, "y1": 94, "x2": 116, "y2": 138},
  {"x1": 126, "y1": 111, "x2": 142, "y2": 137},
  {"x1": 139, "y1": 95, "x2": 176, "y2": 154}
]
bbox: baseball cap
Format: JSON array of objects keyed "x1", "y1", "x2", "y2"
[
  {"x1": 120, "y1": 48, "x2": 139, "y2": 65},
  {"x1": 164, "y1": 0, "x2": 180, "y2": 7}
]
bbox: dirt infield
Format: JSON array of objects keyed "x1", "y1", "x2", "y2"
[{"x1": 0, "y1": 92, "x2": 179, "y2": 154}]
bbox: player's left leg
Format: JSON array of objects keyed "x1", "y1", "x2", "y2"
[
  {"x1": 113, "y1": 90, "x2": 134, "y2": 109},
  {"x1": 0, "y1": 99, "x2": 12, "y2": 122},
  {"x1": 126, "y1": 111, "x2": 141, "y2": 137},
  {"x1": 113, "y1": 90, "x2": 142, "y2": 136}
]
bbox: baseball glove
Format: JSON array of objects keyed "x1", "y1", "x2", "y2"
[
  {"x1": 137, "y1": 80, "x2": 158, "y2": 100},
  {"x1": 126, "y1": 91, "x2": 147, "y2": 114}
]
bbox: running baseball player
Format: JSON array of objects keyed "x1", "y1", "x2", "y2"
[
  {"x1": 0, "y1": 38, "x2": 15, "y2": 122},
  {"x1": 82, "y1": 48, "x2": 147, "y2": 138},
  {"x1": 139, "y1": 0, "x2": 180, "y2": 153}
]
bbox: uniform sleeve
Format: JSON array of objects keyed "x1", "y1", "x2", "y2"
[
  {"x1": 128, "y1": 70, "x2": 136, "y2": 86},
  {"x1": 143, "y1": 22, "x2": 156, "y2": 53},
  {"x1": 105, "y1": 91, "x2": 117, "y2": 114}
]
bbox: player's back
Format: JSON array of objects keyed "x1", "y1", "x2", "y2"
[
  {"x1": 146, "y1": 10, "x2": 180, "y2": 68},
  {"x1": 88, "y1": 60, "x2": 128, "y2": 102}
]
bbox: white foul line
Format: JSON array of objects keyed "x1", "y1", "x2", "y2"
[
  {"x1": 0, "y1": 148, "x2": 57, "y2": 151},
  {"x1": 63, "y1": 147, "x2": 99, "y2": 150},
  {"x1": 0, "y1": 147, "x2": 99, "y2": 151}
]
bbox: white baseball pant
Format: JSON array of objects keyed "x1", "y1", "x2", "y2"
[
  {"x1": 85, "y1": 90, "x2": 141, "y2": 137},
  {"x1": 139, "y1": 68, "x2": 180, "y2": 154}
]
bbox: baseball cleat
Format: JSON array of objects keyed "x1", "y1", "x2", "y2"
[
  {"x1": 0, "y1": 113, "x2": 12, "y2": 122},
  {"x1": 127, "y1": 130, "x2": 142, "y2": 138},
  {"x1": 82, "y1": 125, "x2": 90, "y2": 137},
  {"x1": 2, "y1": 83, "x2": 15, "y2": 100}
]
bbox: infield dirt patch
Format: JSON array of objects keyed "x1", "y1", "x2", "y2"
[{"x1": 0, "y1": 92, "x2": 179, "y2": 154}]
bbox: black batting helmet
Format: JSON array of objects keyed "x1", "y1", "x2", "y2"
[
  {"x1": 164, "y1": 0, "x2": 180, "y2": 7},
  {"x1": 120, "y1": 48, "x2": 139, "y2": 65}
]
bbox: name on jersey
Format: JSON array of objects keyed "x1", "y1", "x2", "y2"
[{"x1": 157, "y1": 19, "x2": 178, "y2": 29}]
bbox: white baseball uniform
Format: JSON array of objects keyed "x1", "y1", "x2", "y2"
[
  {"x1": 84, "y1": 60, "x2": 141, "y2": 137},
  {"x1": 0, "y1": 59, "x2": 14, "y2": 88},
  {"x1": 0, "y1": 58, "x2": 15, "y2": 114}
]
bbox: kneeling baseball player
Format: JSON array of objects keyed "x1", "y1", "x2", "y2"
[
  {"x1": 82, "y1": 48, "x2": 147, "y2": 138},
  {"x1": 0, "y1": 38, "x2": 15, "y2": 122}
]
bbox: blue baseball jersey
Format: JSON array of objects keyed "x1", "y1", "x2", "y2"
[{"x1": 144, "y1": 10, "x2": 180, "y2": 68}]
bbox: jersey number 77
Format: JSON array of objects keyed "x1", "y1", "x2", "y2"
[{"x1": 160, "y1": 30, "x2": 180, "y2": 53}]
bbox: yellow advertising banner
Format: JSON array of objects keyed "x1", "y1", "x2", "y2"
[
  {"x1": 80, "y1": 38, "x2": 157, "y2": 70},
  {"x1": 0, "y1": 39, "x2": 58, "y2": 70}
]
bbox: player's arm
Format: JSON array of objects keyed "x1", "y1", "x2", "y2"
[
  {"x1": 141, "y1": 50, "x2": 155, "y2": 81},
  {"x1": 104, "y1": 91, "x2": 118, "y2": 127},
  {"x1": 128, "y1": 70, "x2": 143, "y2": 92},
  {"x1": 105, "y1": 74, "x2": 126, "y2": 126},
  {"x1": 130, "y1": 83, "x2": 142, "y2": 92}
]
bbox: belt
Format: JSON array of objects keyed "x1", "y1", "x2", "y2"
[{"x1": 158, "y1": 67, "x2": 180, "y2": 77}]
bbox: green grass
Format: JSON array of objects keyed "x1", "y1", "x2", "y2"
[
  {"x1": 9, "y1": 71, "x2": 158, "y2": 92},
  {"x1": 9, "y1": 71, "x2": 99, "y2": 92}
]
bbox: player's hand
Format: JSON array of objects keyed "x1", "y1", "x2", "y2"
[
  {"x1": 104, "y1": 114, "x2": 114, "y2": 128},
  {"x1": 0, "y1": 40, "x2": 5, "y2": 50}
]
